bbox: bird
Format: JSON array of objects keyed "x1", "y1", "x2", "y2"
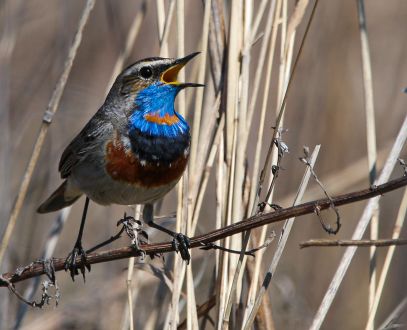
[{"x1": 37, "y1": 52, "x2": 203, "y2": 280}]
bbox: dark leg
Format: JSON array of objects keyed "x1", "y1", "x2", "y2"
[
  {"x1": 143, "y1": 203, "x2": 191, "y2": 263},
  {"x1": 64, "y1": 197, "x2": 91, "y2": 281}
]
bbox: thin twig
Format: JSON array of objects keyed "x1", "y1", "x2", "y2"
[
  {"x1": 300, "y1": 238, "x2": 407, "y2": 248},
  {"x1": 300, "y1": 147, "x2": 341, "y2": 234},
  {"x1": 1, "y1": 174, "x2": 407, "y2": 287}
]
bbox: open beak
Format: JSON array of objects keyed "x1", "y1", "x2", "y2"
[{"x1": 161, "y1": 52, "x2": 205, "y2": 88}]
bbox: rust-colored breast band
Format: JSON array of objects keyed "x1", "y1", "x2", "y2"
[{"x1": 105, "y1": 136, "x2": 188, "y2": 188}]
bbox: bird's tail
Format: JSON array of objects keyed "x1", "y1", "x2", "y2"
[{"x1": 37, "y1": 180, "x2": 82, "y2": 213}]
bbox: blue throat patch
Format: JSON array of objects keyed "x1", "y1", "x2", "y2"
[{"x1": 129, "y1": 82, "x2": 189, "y2": 138}]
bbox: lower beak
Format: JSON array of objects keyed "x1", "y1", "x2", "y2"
[
  {"x1": 178, "y1": 82, "x2": 205, "y2": 89},
  {"x1": 161, "y1": 52, "x2": 204, "y2": 88}
]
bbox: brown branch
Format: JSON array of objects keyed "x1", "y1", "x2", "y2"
[
  {"x1": 300, "y1": 238, "x2": 407, "y2": 248},
  {"x1": 1, "y1": 175, "x2": 407, "y2": 287}
]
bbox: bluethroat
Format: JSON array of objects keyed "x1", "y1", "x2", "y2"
[{"x1": 37, "y1": 52, "x2": 203, "y2": 279}]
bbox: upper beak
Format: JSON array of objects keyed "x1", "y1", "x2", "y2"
[{"x1": 161, "y1": 52, "x2": 205, "y2": 88}]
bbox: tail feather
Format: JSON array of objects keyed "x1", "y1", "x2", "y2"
[{"x1": 37, "y1": 180, "x2": 82, "y2": 213}]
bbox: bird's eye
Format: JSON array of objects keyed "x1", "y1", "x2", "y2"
[{"x1": 140, "y1": 66, "x2": 153, "y2": 79}]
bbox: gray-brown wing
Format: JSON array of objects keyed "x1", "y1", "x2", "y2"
[{"x1": 58, "y1": 114, "x2": 112, "y2": 179}]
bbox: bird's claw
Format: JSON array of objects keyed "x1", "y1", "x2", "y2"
[
  {"x1": 172, "y1": 233, "x2": 191, "y2": 264},
  {"x1": 130, "y1": 229, "x2": 148, "y2": 261},
  {"x1": 64, "y1": 242, "x2": 91, "y2": 282}
]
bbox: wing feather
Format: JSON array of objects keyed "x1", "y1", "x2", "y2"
[{"x1": 58, "y1": 113, "x2": 112, "y2": 178}]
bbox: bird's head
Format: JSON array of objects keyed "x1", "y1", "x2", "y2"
[{"x1": 113, "y1": 52, "x2": 203, "y2": 138}]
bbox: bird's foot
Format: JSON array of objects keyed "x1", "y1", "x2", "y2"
[
  {"x1": 64, "y1": 242, "x2": 91, "y2": 282},
  {"x1": 172, "y1": 233, "x2": 191, "y2": 264},
  {"x1": 128, "y1": 219, "x2": 149, "y2": 261},
  {"x1": 117, "y1": 213, "x2": 148, "y2": 244}
]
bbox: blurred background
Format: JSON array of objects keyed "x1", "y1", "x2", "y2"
[{"x1": 0, "y1": 0, "x2": 407, "y2": 329}]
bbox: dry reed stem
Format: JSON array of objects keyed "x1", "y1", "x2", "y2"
[
  {"x1": 106, "y1": 1, "x2": 147, "y2": 90},
  {"x1": 225, "y1": 0, "x2": 318, "y2": 322},
  {"x1": 224, "y1": 0, "x2": 241, "y2": 163},
  {"x1": 0, "y1": 1, "x2": 16, "y2": 322},
  {"x1": 244, "y1": 5, "x2": 297, "y2": 317},
  {"x1": 246, "y1": 0, "x2": 289, "y2": 313},
  {"x1": 243, "y1": 145, "x2": 321, "y2": 329},
  {"x1": 208, "y1": 0, "x2": 225, "y2": 91},
  {"x1": 184, "y1": 167, "x2": 198, "y2": 329},
  {"x1": 225, "y1": 0, "x2": 281, "y2": 322},
  {"x1": 0, "y1": 0, "x2": 95, "y2": 266},
  {"x1": 125, "y1": 252, "x2": 135, "y2": 330},
  {"x1": 378, "y1": 297, "x2": 407, "y2": 330},
  {"x1": 161, "y1": 0, "x2": 176, "y2": 54},
  {"x1": 156, "y1": 0, "x2": 169, "y2": 57},
  {"x1": 245, "y1": 0, "x2": 281, "y2": 319},
  {"x1": 246, "y1": 0, "x2": 278, "y2": 133},
  {"x1": 230, "y1": 1, "x2": 253, "y2": 310},
  {"x1": 123, "y1": 205, "x2": 141, "y2": 330},
  {"x1": 225, "y1": 3, "x2": 243, "y2": 314},
  {"x1": 184, "y1": 3, "x2": 225, "y2": 229},
  {"x1": 191, "y1": 114, "x2": 225, "y2": 234},
  {"x1": 186, "y1": 88, "x2": 219, "y2": 210},
  {"x1": 223, "y1": 102, "x2": 239, "y2": 328},
  {"x1": 181, "y1": 6, "x2": 203, "y2": 329},
  {"x1": 0, "y1": 3, "x2": 21, "y2": 294},
  {"x1": 178, "y1": 295, "x2": 216, "y2": 330},
  {"x1": 232, "y1": 0, "x2": 251, "y2": 226},
  {"x1": 167, "y1": 1, "x2": 187, "y2": 328},
  {"x1": 186, "y1": 266, "x2": 199, "y2": 330},
  {"x1": 310, "y1": 114, "x2": 407, "y2": 330},
  {"x1": 188, "y1": 0, "x2": 211, "y2": 183},
  {"x1": 247, "y1": 0, "x2": 279, "y2": 216},
  {"x1": 186, "y1": 0, "x2": 220, "y2": 250},
  {"x1": 215, "y1": 136, "x2": 227, "y2": 330},
  {"x1": 175, "y1": 2, "x2": 189, "y2": 329},
  {"x1": 250, "y1": 0, "x2": 269, "y2": 42},
  {"x1": 356, "y1": 0, "x2": 379, "y2": 319},
  {"x1": 365, "y1": 187, "x2": 407, "y2": 329}
]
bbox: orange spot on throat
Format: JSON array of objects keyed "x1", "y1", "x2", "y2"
[{"x1": 144, "y1": 113, "x2": 180, "y2": 125}]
